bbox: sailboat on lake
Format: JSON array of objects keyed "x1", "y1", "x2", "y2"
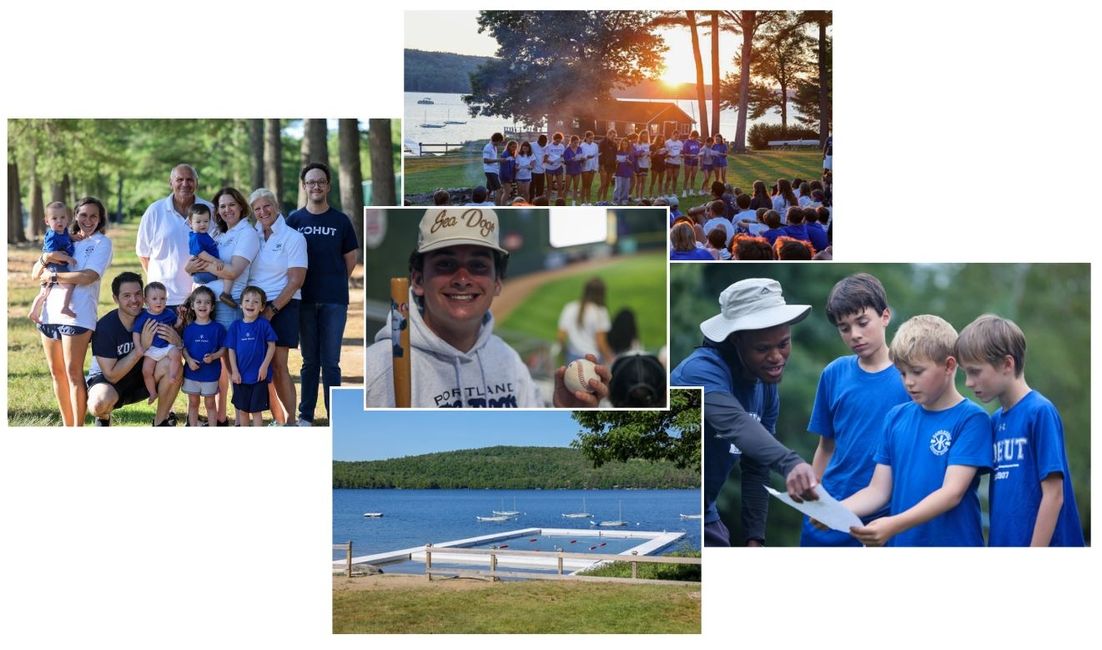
[
  {"x1": 493, "y1": 496, "x2": 521, "y2": 517},
  {"x1": 561, "y1": 496, "x2": 592, "y2": 519},
  {"x1": 594, "y1": 500, "x2": 628, "y2": 527}
]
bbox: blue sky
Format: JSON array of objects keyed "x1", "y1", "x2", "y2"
[{"x1": 331, "y1": 388, "x2": 581, "y2": 461}]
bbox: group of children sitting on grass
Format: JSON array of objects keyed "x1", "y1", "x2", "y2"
[
  {"x1": 669, "y1": 175, "x2": 833, "y2": 260},
  {"x1": 801, "y1": 273, "x2": 1082, "y2": 547}
]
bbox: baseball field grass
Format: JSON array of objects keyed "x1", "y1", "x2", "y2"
[
  {"x1": 7, "y1": 221, "x2": 363, "y2": 427},
  {"x1": 498, "y1": 252, "x2": 667, "y2": 352}
]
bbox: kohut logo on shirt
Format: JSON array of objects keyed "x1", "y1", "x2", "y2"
[{"x1": 929, "y1": 429, "x2": 953, "y2": 456}]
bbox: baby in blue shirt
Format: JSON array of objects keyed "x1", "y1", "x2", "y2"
[
  {"x1": 188, "y1": 204, "x2": 237, "y2": 309},
  {"x1": 29, "y1": 202, "x2": 78, "y2": 324}
]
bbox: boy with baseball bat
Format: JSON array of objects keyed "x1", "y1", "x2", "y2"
[{"x1": 366, "y1": 208, "x2": 610, "y2": 408}]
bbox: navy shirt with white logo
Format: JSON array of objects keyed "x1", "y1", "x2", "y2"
[{"x1": 286, "y1": 207, "x2": 359, "y2": 304}]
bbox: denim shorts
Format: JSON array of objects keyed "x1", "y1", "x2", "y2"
[{"x1": 37, "y1": 323, "x2": 91, "y2": 340}]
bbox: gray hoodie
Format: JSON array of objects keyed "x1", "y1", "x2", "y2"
[{"x1": 365, "y1": 293, "x2": 543, "y2": 408}]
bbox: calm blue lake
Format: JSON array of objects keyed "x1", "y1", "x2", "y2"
[{"x1": 333, "y1": 488, "x2": 701, "y2": 561}]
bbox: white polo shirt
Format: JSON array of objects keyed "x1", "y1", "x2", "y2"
[
  {"x1": 482, "y1": 141, "x2": 500, "y2": 174},
  {"x1": 200, "y1": 217, "x2": 261, "y2": 300},
  {"x1": 135, "y1": 193, "x2": 213, "y2": 305},
  {"x1": 248, "y1": 214, "x2": 308, "y2": 301},
  {"x1": 43, "y1": 232, "x2": 113, "y2": 330}
]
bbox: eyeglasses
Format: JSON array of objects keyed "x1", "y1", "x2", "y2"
[{"x1": 304, "y1": 180, "x2": 328, "y2": 187}]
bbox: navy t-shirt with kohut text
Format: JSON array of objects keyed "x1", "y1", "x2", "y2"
[
  {"x1": 286, "y1": 207, "x2": 359, "y2": 304},
  {"x1": 88, "y1": 309, "x2": 142, "y2": 383}
]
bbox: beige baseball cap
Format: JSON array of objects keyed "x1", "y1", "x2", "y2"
[
  {"x1": 417, "y1": 207, "x2": 508, "y2": 255},
  {"x1": 700, "y1": 278, "x2": 811, "y2": 342}
]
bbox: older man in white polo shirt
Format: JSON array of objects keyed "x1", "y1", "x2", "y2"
[{"x1": 136, "y1": 163, "x2": 213, "y2": 307}]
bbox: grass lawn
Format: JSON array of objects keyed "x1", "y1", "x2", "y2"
[
  {"x1": 579, "y1": 548, "x2": 701, "y2": 582},
  {"x1": 333, "y1": 576, "x2": 700, "y2": 634},
  {"x1": 498, "y1": 252, "x2": 667, "y2": 351},
  {"x1": 404, "y1": 148, "x2": 824, "y2": 214},
  {"x1": 7, "y1": 220, "x2": 363, "y2": 427}
]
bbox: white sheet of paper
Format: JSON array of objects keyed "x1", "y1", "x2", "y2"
[{"x1": 764, "y1": 484, "x2": 863, "y2": 533}]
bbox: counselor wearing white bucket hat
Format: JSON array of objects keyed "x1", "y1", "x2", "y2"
[{"x1": 671, "y1": 278, "x2": 819, "y2": 547}]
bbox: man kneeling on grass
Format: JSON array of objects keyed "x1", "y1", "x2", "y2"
[{"x1": 86, "y1": 272, "x2": 184, "y2": 426}]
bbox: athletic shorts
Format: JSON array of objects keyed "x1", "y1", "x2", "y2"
[
  {"x1": 87, "y1": 369, "x2": 148, "y2": 409},
  {"x1": 715, "y1": 158, "x2": 728, "y2": 168},
  {"x1": 232, "y1": 380, "x2": 270, "y2": 413},
  {"x1": 270, "y1": 299, "x2": 301, "y2": 348},
  {"x1": 37, "y1": 323, "x2": 91, "y2": 340},
  {"x1": 144, "y1": 345, "x2": 175, "y2": 361},
  {"x1": 566, "y1": 170, "x2": 581, "y2": 177},
  {"x1": 499, "y1": 173, "x2": 514, "y2": 183},
  {"x1": 601, "y1": 162, "x2": 617, "y2": 175},
  {"x1": 685, "y1": 158, "x2": 698, "y2": 167},
  {"x1": 546, "y1": 167, "x2": 564, "y2": 176},
  {"x1": 484, "y1": 172, "x2": 501, "y2": 192},
  {"x1": 635, "y1": 169, "x2": 649, "y2": 176},
  {"x1": 666, "y1": 162, "x2": 682, "y2": 173},
  {"x1": 702, "y1": 162, "x2": 714, "y2": 171},
  {"x1": 183, "y1": 378, "x2": 219, "y2": 396}
]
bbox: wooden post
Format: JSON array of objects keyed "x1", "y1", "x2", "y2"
[
  {"x1": 557, "y1": 552, "x2": 564, "y2": 575},
  {"x1": 631, "y1": 550, "x2": 638, "y2": 580},
  {"x1": 346, "y1": 541, "x2": 352, "y2": 578},
  {"x1": 425, "y1": 544, "x2": 433, "y2": 581}
]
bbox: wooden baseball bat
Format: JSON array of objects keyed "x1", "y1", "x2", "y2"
[{"x1": 390, "y1": 277, "x2": 412, "y2": 408}]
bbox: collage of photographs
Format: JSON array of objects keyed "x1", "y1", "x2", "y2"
[{"x1": 1, "y1": 3, "x2": 1097, "y2": 649}]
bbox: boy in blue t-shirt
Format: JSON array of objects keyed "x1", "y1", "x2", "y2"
[
  {"x1": 801, "y1": 274, "x2": 911, "y2": 546},
  {"x1": 956, "y1": 315, "x2": 1084, "y2": 546},
  {"x1": 837, "y1": 315, "x2": 993, "y2": 546},
  {"x1": 226, "y1": 286, "x2": 277, "y2": 426}
]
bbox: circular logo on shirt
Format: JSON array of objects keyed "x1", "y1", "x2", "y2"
[{"x1": 929, "y1": 429, "x2": 953, "y2": 455}]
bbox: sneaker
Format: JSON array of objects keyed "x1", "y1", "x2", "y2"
[
  {"x1": 153, "y1": 416, "x2": 176, "y2": 427},
  {"x1": 296, "y1": 417, "x2": 313, "y2": 427},
  {"x1": 268, "y1": 421, "x2": 283, "y2": 427},
  {"x1": 94, "y1": 417, "x2": 111, "y2": 427},
  {"x1": 681, "y1": 190, "x2": 687, "y2": 197},
  {"x1": 167, "y1": 411, "x2": 178, "y2": 426},
  {"x1": 219, "y1": 293, "x2": 239, "y2": 310},
  {"x1": 215, "y1": 418, "x2": 231, "y2": 427}
]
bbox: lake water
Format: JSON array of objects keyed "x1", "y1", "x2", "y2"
[
  {"x1": 333, "y1": 488, "x2": 702, "y2": 562},
  {"x1": 404, "y1": 91, "x2": 791, "y2": 153}
]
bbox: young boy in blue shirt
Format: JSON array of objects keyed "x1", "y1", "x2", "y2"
[
  {"x1": 800, "y1": 274, "x2": 911, "y2": 546},
  {"x1": 956, "y1": 314, "x2": 1084, "y2": 546},
  {"x1": 839, "y1": 314, "x2": 993, "y2": 546}
]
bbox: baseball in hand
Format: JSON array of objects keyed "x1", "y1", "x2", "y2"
[{"x1": 564, "y1": 359, "x2": 599, "y2": 394}]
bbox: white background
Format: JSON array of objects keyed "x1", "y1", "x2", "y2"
[{"x1": 2, "y1": 1, "x2": 1099, "y2": 648}]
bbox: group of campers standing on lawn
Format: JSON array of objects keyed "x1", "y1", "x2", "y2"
[
  {"x1": 30, "y1": 162, "x2": 358, "y2": 427},
  {"x1": 673, "y1": 274, "x2": 1083, "y2": 547},
  {"x1": 471, "y1": 128, "x2": 733, "y2": 207}
]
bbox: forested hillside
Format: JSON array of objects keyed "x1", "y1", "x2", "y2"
[
  {"x1": 334, "y1": 446, "x2": 698, "y2": 489},
  {"x1": 404, "y1": 49, "x2": 493, "y2": 93}
]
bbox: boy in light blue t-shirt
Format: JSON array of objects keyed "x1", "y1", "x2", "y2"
[
  {"x1": 956, "y1": 314, "x2": 1084, "y2": 546},
  {"x1": 801, "y1": 274, "x2": 910, "y2": 546},
  {"x1": 837, "y1": 315, "x2": 993, "y2": 546}
]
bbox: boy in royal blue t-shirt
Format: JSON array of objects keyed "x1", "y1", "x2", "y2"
[
  {"x1": 801, "y1": 274, "x2": 911, "y2": 546},
  {"x1": 837, "y1": 314, "x2": 993, "y2": 546},
  {"x1": 226, "y1": 286, "x2": 277, "y2": 426},
  {"x1": 956, "y1": 315, "x2": 1084, "y2": 546}
]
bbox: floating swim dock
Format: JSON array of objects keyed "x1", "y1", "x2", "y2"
[{"x1": 336, "y1": 527, "x2": 684, "y2": 575}]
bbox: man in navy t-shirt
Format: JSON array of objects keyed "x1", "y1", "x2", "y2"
[{"x1": 286, "y1": 162, "x2": 360, "y2": 426}]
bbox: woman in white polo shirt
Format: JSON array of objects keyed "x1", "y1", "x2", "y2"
[
  {"x1": 247, "y1": 188, "x2": 307, "y2": 425},
  {"x1": 32, "y1": 196, "x2": 114, "y2": 426},
  {"x1": 187, "y1": 186, "x2": 261, "y2": 426}
]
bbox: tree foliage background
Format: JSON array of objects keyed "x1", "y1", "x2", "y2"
[
  {"x1": 670, "y1": 263, "x2": 1090, "y2": 546},
  {"x1": 573, "y1": 388, "x2": 701, "y2": 471},
  {"x1": 7, "y1": 119, "x2": 400, "y2": 243}
]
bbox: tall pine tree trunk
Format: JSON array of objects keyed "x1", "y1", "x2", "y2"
[
  {"x1": 368, "y1": 119, "x2": 396, "y2": 208},
  {"x1": 29, "y1": 153, "x2": 45, "y2": 239},
  {"x1": 733, "y1": 10, "x2": 757, "y2": 153},
  {"x1": 818, "y1": 17, "x2": 830, "y2": 145},
  {"x1": 249, "y1": 119, "x2": 265, "y2": 191},
  {"x1": 688, "y1": 11, "x2": 708, "y2": 140},
  {"x1": 297, "y1": 119, "x2": 331, "y2": 208},
  {"x1": 264, "y1": 119, "x2": 283, "y2": 208},
  {"x1": 8, "y1": 162, "x2": 26, "y2": 244},
  {"x1": 339, "y1": 119, "x2": 366, "y2": 263},
  {"x1": 710, "y1": 12, "x2": 721, "y2": 138}
]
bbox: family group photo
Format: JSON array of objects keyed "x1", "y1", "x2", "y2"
[
  {"x1": 668, "y1": 263, "x2": 1089, "y2": 547},
  {"x1": 403, "y1": 9, "x2": 832, "y2": 250},
  {"x1": 7, "y1": 118, "x2": 400, "y2": 427}
]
